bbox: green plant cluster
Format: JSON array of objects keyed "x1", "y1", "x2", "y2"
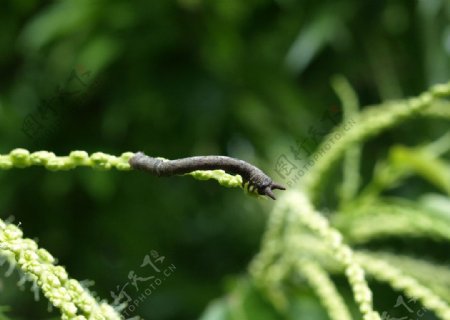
[{"x1": 1, "y1": 81, "x2": 449, "y2": 319}]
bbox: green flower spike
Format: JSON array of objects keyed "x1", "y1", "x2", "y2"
[{"x1": 0, "y1": 219, "x2": 121, "y2": 320}]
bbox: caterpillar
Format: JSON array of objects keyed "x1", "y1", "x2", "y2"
[{"x1": 129, "y1": 152, "x2": 286, "y2": 200}]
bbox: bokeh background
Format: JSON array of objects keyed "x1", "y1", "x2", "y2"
[{"x1": 0, "y1": 0, "x2": 449, "y2": 319}]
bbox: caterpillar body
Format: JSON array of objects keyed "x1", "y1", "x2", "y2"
[{"x1": 129, "y1": 152, "x2": 286, "y2": 200}]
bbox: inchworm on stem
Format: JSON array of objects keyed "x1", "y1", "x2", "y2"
[{"x1": 129, "y1": 152, "x2": 286, "y2": 200}]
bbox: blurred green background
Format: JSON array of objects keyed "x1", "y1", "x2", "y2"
[{"x1": 0, "y1": 0, "x2": 449, "y2": 319}]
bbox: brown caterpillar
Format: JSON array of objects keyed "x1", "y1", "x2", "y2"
[{"x1": 129, "y1": 152, "x2": 286, "y2": 200}]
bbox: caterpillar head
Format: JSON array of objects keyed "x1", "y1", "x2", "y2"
[
  {"x1": 245, "y1": 169, "x2": 286, "y2": 200},
  {"x1": 256, "y1": 181, "x2": 286, "y2": 200}
]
